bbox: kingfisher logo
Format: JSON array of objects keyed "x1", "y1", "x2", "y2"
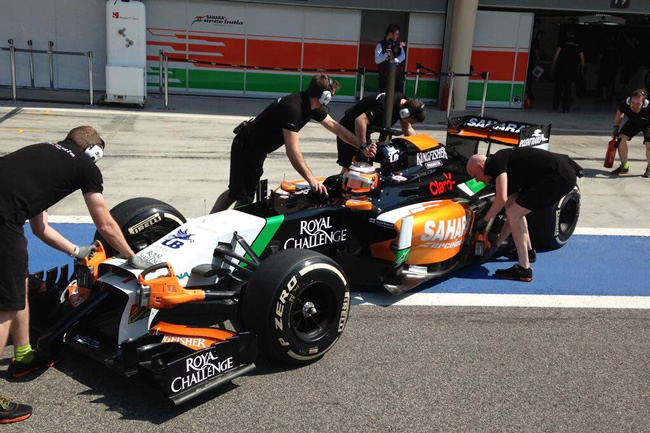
[
  {"x1": 112, "y1": 12, "x2": 119, "y2": 19},
  {"x1": 191, "y1": 14, "x2": 244, "y2": 26}
]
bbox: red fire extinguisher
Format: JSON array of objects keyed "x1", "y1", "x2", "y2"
[
  {"x1": 440, "y1": 84, "x2": 450, "y2": 111},
  {"x1": 604, "y1": 137, "x2": 619, "y2": 168}
]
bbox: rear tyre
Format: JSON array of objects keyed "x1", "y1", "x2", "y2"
[
  {"x1": 527, "y1": 186, "x2": 581, "y2": 250},
  {"x1": 241, "y1": 249, "x2": 350, "y2": 364},
  {"x1": 94, "y1": 197, "x2": 186, "y2": 257}
]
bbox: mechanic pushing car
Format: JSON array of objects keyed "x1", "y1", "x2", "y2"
[
  {"x1": 211, "y1": 74, "x2": 376, "y2": 213},
  {"x1": 467, "y1": 147, "x2": 582, "y2": 282},
  {"x1": 0, "y1": 126, "x2": 152, "y2": 423},
  {"x1": 336, "y1": 92, "x2": 426, "y2": 171}
]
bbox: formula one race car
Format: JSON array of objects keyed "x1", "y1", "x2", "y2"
[{"x1": 28, "y1": 115, "x2": 580, "y2": 404}]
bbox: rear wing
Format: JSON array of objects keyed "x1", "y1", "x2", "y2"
[{"x1": 446, "y1": 115, "x2": 551, "y2": 151}]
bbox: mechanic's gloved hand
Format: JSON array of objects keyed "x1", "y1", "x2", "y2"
[
  {"x1": 70, "y1": 243, "x2": 97, "y2": 260},
  {"x1": 612, "y1": 125, "x2": 619, "y2": 139},
  {"x1": 127, "y1": 254, "x2": 156, "y2": 269},
  {"x1": 473, "y1": 217, "x2": 488, "y2": 232}
]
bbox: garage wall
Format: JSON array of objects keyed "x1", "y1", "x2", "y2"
[
  {"x1": 0, "y1": 0, "x2": 107, "y2": 90},
  {"x1": 405, "y1": 13, "x2": 446, "y2": 101},
  {"x1": 469, "y1": 10, "x2": 533, "y2": 108},
  {"x1": 147, "y1": 0, "x2": 361, "y2": 100}
]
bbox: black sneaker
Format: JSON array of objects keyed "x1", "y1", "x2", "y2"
[
  {"x1": 503, "y1": 248, "x2": 537, "y2": 263},
  {"x1": 495, "y1": 264, "x2": 533, "y2": 282},
  {"x1": 611, "y1": 165, "x2": 629, "y2": 175},
  {"x1": 7, "y1": 351, "x2": 58, "y2": 379},
  {"x1": 0, "y1": 395, "x2": 32, "y2": 424},
  {"x1": 643, "y1": 168, "x2": 650, "y2": 178}
]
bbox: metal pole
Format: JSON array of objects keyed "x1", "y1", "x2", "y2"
[
  {"x1": 414, "y1": 62, "x2": 421, "y2": 98},
  {"x1": 359, "y1": 67, "x2": 366, "y2": 100},
  {"x1": 87, "y1": 51, "x2": 94, "y2": 106},
  {"x1": 9, "y1": 39, "x2": 17, "y2": 102},
  {"x1": 48, "y1": 41, "x2": 54, "y2": 89},
  {"x1": 27, "y1": 40, "x2": 35, "y2": 87},
  {"x1": 159, "y1": 50, "x2": 163, "y2": 96},
  {"x1": 383, "y1": 60, "x2": 397, "y2": 129},
  {"x1": 446, "y1": 72, "x2": 455, "y2": 121},
  {"x1": 164, "y1": 55, "x2": 169, "y2": 109},
  {"x1": 480, "y1": 71, "x2": 489, "y2": 117}
]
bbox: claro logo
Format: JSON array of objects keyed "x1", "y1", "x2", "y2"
[
  {"x1": 420, "y1": 216, "x2": 467, "y2": 248},
  {"x1": 283, "y1": 217, "x2": 346, "y2": 249}
]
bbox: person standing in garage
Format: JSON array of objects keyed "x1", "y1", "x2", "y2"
[{"x1": 551, "y1": 32, "x2": 585, "y2": 113}]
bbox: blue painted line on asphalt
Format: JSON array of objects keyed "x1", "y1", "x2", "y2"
[
  {"x1": 25, "y1": 224, "x2": 650, "y2": 297},
  {"x1": 419, "y1": 235, "x2": 649, "y2": 297}
]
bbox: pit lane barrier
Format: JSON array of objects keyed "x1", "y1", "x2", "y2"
[
  {"x1": 411, "y1": 62, "x2": 490, "y2": 120},
  {"x1": 158, "y1": 51, "x2": 370, "y2": 110},
  {"x1": 1, "y1": 39, "x2": 95, "y2": 106},
  {"x1": 158, "y1": 53, "x2": 489, "y2": 115}
]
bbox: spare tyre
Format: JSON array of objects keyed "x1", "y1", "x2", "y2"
[{"x1": 94, "y1": 197, "x2": 186, "y2": 257}]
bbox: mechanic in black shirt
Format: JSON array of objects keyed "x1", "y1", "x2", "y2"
[
  {"x1": 611, "y1": 88, "x2": 650, "y2": 177},
  {"x1": 211, "y1": 74, "x2": 370, "y2": 213},
  {"x1": 467, "y1": 147, "x2": 582, "y2": 282},
  {"x1": 551, "y1": 32, "x2": 584, "y2": 113},
  {"x1": 336, "y1": 92, "x2": 426, "y2": 170},
  {"x1": 0, "y1": 126, "x2": 152, "y2": 422}
]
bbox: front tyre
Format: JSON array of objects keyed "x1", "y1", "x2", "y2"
[
  {"x1": 528, "y1": 186, "x2": 581, "y2": 250},
  {"x1": 241, "y1": 249, "x2": 350, "y2": 364}
]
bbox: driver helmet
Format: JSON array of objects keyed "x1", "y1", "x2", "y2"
[{"x1": 341, "y1": 161, "x2": 379, "y2": 198}]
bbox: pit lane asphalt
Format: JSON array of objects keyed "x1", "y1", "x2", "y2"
[{"x1": 1, "y1": 96, "x2": 649, "y2": 432}]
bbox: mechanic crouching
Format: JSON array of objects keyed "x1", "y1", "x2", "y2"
[
  {"x1": 0, "y1": 126, "x2": 152, "y2": 423},
  {"x1": 467, "y1": 147, "x2": 582, "y2": 282}
]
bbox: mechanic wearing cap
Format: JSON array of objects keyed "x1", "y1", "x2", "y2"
[
  {"x1": 466, "y1": 147, "x2": 582, "y2": 282},
  {"x1": 610, "y1": 88, "x2": 650, "y2": 178},
  {"x1": 211, "y1": 74, "x2": 371, "y2": 213},
  {"x1": 0, "y1": 126, "x2": 152, "y2": 423},
  {"x1": 336, "y1": 92, "x2": 426, "y2": 170}
]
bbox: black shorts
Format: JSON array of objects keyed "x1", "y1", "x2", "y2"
[
  {"x1": 227, "y1": 133, "x2": 266, "y2": 204},
  {"x1": 516, "y1": 156, "x2": 580, "y2": 210},
  {"x1": 620, "y1": 122, "x2": 650, "y2": 143},
  {"x1": 0, "y1": 222, "x2": 28, "y2": 311}
]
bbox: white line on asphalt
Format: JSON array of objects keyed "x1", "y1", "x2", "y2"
[
  {"x1": 574, "y1": 227, "x2": 650, "y2": 236},
  {"x1": 5, "y1": 106, "x2": 250, "y2": 122},
  {"x1": 353, "y1": 293, "x2": 650, "y2": 309}
]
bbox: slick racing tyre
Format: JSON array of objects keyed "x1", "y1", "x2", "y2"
[
  {"x1": 241, "y1": 248, "x2": 350, "y2": 364},
  {"x1": 527, "y1": 186, "x2": 581, "y2": 250},
  {"x1": 94, "y1": 197, "x2": 186, "y2": 257}
]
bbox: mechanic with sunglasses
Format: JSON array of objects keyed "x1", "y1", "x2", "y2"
[
  {"x1": 336, "y1": 92, "x2": 425, "y2": 170},
  {"x1": 211, "y1": 74, "x2": 368, "y2": 213},
  {"x1": 0, "y1": 126, "x2": 152, "y2": 423},
  {"x1": 610, "y1": 88, "x2": 650, "y2": 178}
]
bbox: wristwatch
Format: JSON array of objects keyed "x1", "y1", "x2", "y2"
[{"x1": 360, "y1": 142, "x2": 368, "y2": 151}]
